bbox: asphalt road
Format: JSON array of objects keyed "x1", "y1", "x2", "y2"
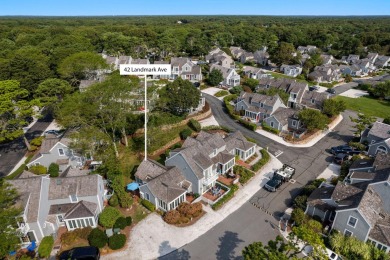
[
  {"x1": 333, "y1": 82, "x2": 358, "y2": 94},
  {"x1": 160, "y1": 94, "x2": 357, "y2": 260},
  {"x1": 0, "y1": 117, "x2": 52, "y2": 177}
]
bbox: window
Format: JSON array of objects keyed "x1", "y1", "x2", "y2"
[
  {"x1": 311, "y1": 99, "x2": 315, "y2": 104},
  {"x1": 292, "y1": 120, "x2": 297, "y2": 127},
  {"x1": 145, "y1": 193, "x2": 150, "y2": 201},
  {"x1": 88, "y1": 218, "x2": 94, "y2": 226},
  {"x1": 68, "y1": 220, "x2": 73, "y2": 229},
  {"x1": 260, "y1": 103, "x2": 264, "y2": 108},
  {"x1": 70, "y1": 194, "x2": 78, "y2": 203},
  {"x1": 57, "y1": 215, "x2": 64, "y2": 223},
  {"x1": 344, "y1": 229, "x2": 353, "y2": 237},
  {"x1": 58, "y1": 148, "x2": 65, "y2": 156},
  {"x1": 270, "y1": 122, "x2": 274, "y2": 128},
  {"x1": 347, "y1": 216, "x2": 358, "y2": 227}
]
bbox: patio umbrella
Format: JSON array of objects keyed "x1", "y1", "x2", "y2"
[
  {"x1": 126, "y1": 182, "x2": 139, "y2": 191},
  {"x1": 27, "y1": 241, "x2": 36, "y2": 252}
]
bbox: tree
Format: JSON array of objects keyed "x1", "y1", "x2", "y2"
[
  {"x1": 208, "y1": 69, "x2": 224, "y2": 86},
  {"x1": 58, "y1": 52, "x2": 107, "y2": 85},
  {"x1": 244, "y1": 78, "x2": 259, "y2": 91},
  {"x1": 383, "y1": 117, "x2": 390, "y2": 125},
  {"x1": 258, "y1": 87, "x2": 290, "y2": 105},
  {"x1": 0, "y1": 179, "x2": 22, "y2": 258},
  {"x1": 38, "y1": 236, "x2": 54, "y2": 258},
  {"x1": 345, "y1": 74, "x2": 353, "y2": 83},
  {"x1": 48, "y1": 163, "x2": 59, "y2": 177},
  {"x1": 0, "y1": 80, "x2": 39, "y2": 144},
  {"x1": 350, "y1": 113, "x2": 376, "y2": 137},
  {"x1": 98, "y1": 206, "x2": 122, "y2": 228},
  {"x1": 293, "y1": 195, "x2": 308, "y2": 211},
  {"x1": 270, "y1": 42, "x2": 298, "y2": 66},
  {"x1": 34, "y1": 78, "x2": 73, "y2": 115},
  {"x1": 290, "y1": 220, "x2": 326, "y2": 258},
  {"x1": 160, "y1": 78, "x2": 201, "y2": 116},
  {"x1": 242, "y1": 235, "x2": 299, "y2": 260},
  {"x1": 370, "y1": 80, "x2": 390, "y2": 99},
  {"x1": 322, "y1": 99, "x2": 346, "y2": 117},
  {"x1": 298, "y1": 109, "x2": 330, "y2": 131},
  {"x1": 291, "y1": 208, "x2": 307, "y2": 226}
]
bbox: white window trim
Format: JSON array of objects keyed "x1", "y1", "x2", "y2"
[
  {"x1": 58, "y1": 148, "x2": 65, "y2": 156},
  {"x1": 344, "y1": 229, "x2": 353, "y2": 236},
  {"x1": 69, "y1": 194, "x2": 78, "y2": 203},
  {"x1": 347, "y1": 216, "x2": 358, "y2": 228}
]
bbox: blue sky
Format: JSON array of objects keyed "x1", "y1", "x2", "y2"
[{"x1": 1, "y1": 0, "x2": 390, "y2": 16}]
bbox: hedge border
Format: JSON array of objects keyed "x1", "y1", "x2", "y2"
[
  {"x1": 252, "y1": 149, "x2": 270, "y2": 172},
  {"x1": 211, "y1": 184, "x2": 239, "y2": 210}
]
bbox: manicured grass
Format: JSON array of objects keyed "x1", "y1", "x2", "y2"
[
  {"x1": 148, "y1": 124, "x2": 190, "y2": 152},
  {"x1": 267, "y1": 71, "x2": 314, "y2": 86},
  {"x1": 334, "y1": 96, "x2": 390, "y2": 119},
  {"x1": 5, "y1": 154, "x2": 34, "y2": 180},
  {"x1": 214, "y1": 90, "x2": 229, "y2": 97}
]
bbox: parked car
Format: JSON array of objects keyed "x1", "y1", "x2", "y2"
[
  {"x1": 330, "y1": 145, "x2": 360, "y2": 155},
  {"x1": 309, "y1": 85, "x2": 320, "y2": 91},
  {"x1": 326, "y1": 88, "x2": 336, "y2": 94},
  {"x1": 326, "y1": 248, "x2": 343, "y2": 260},
  {"x1": 334, "y1": 153, "x2": 349, "y2": 164},
  {"x1": 59, "y1": 246, "x2": 100, "y2": 260}
]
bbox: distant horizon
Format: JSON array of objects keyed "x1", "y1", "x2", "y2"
[
  {"x1": 1, "y1": 15, "x2": 390, "y2": 18},
  {"x1": 1, "y1": 0, "x2": 389, "y2": 16}
]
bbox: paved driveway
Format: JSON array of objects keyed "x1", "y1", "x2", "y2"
[
  {"x1": 0, "y1": 116, "x2": 52, "y2": 177},
  {"x1": 163, "y1": 94, "x2": 356, "y2": 259}
]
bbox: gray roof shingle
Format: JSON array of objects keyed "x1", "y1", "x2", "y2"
[{"x1": 368, "y1": 122, "x2": 390, "y2": 140}]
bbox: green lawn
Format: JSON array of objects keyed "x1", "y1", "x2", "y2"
[
  {"x1": 334, "y1": 96, "x2": 390, "y2": 119},
  {"x1": 267, "y1": 71, "x2": 315, "y2": 86}
]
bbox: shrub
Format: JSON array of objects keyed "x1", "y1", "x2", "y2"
[
  {"x1": 141, "y1": 199, "x2": 155, "y2": 212},
  {"x1": 73, "y1": 227, "x2": 92, "y2": 240},
  {"x1": 215, "y1": 90, "x2": 229, "y2": 97},
  {"x1": 108, "y1": 193, "x2": 119, "y2": 207},
  {"x1": 163, "y1": 210, "x2": 181, "y2": 224},
  {"x1": 114, "y1": 217, "x2": 127, "y2": 230},
  {"x1": 61, "y1": 231, "x2": 78, "y2": 245},
  {"x1": 118, "y1": 193, "x2": 133, "y2": 208},
  {"x1": 261, "y1": 122, "x2": 280, "y2": 135},
  {"x1": 177, "y1": 202, "x2": 191, "y2": 217},
  {"x1": 238, "y1": 118, "x2": 257, "y2": 131},
  {"x1": 38, "y1": 236, "x2": 54, "y2": 258},
  {"x1": 108, "y1": 234, "x2": 126, "y2": 250},
  {"x1": 98, "y1": 206, "x2": 122, "y2": 228},
  {"x1": 180, "y1": 128, "x2": 192, "y2": 140},
  {"x1": 223, "y1": 95, "x2": 240, "y2": 120},
  {"x1": 30, "y1": 136, "x2": 44, "y2": 147},
  {"x1": 188, "y1": 119, "x2": 201, "y2": 132},
  {"x1": 234, "y1": 165, "x2": 254, "y2": 184},
  {"x1": 229, "y1": 86, "x2": 243, "y2": 94},
  {"x1": 291, "y1": 208, "x2": 308, "y2": 226},
  {"x1": 311, "y1": 178, "x2": 326, "y2": 188},
  {"x1": 348, "y1": 141, "x2": 366, "y2": 151},
  {"x1": 251, "y1": 149, "x2": 270, "y2": 172},
  {"x1": 212, "y1": 184, "x2": 239, "y2": 210},
  {"x1": 178, "y1": 216, "x2": 190, "y2": 224},
  {"x1": 88, "y1": 228, "x2": 108, "y2": 249},
  {"x1": 29, "y1": 165, "x2": 47, "y2": 175},
  {"x1": 125, "y1": 216, "x2": 132, "y2": 226},
  {"x1": 48, "y1": 163, "x2": 59, "y2": 177},
  {"x1": 302, "y1": 184, "x2": 317, "y2": 196},
  {"x1": 293, "y1": 195, "x2": 308, "y2": 211}
]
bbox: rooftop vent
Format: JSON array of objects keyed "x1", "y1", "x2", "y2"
[{"x1": 56, "y1": 179, "x2": 62, "y2": 185}]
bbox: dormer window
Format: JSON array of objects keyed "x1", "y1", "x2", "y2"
[
  {"x1": 70, "y1": 194, "x2": 78, "y2": 203},
  {"x1": 58, "y1": 148, "x2": 65, "y2": 156},
  {"x1": 260, "y1": 103, "x2": 264, "y2": 108},
  {"x1": 311, "y1": 99, "x2": 315, "y2": 104}
]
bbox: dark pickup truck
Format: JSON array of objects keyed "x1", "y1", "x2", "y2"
[
  {"x1": 330, "y1": 145, "x2": 361, "y2": 155},
  {"x1": 264, "y1": 164, "x2": 296, "y2": 192}
]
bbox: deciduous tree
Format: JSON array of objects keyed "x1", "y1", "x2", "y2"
[{"x1": 208, "y1": 69, "x2": 224, "y2": 86}]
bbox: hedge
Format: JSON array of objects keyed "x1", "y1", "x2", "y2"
[
  {"x1": 251, "y1": 149, "x2": 270, "y2": 172},
  {"x1": 88, "y1": 228, "x2": 107, "y2": 248},
  {"x1": 114, "y1": 217, "x2": 128, "y2": 230},
  {"x1": 261, "y1": 122, "x2": 280, "y2": 135},
  {"x1": 234, "y1": 165, "x2": 254, "y2": 184},
  {"x1": 38, "y1": 236, "x2": 54, "y2": 258},
  {"x1": 223, "y1": 95, "x2": 240, "y2": 120},
  {"x1": 108, "y1": 193, "x2": 119, "y2": 207},
  {"x1": 212, "y1": 184, "x2": 239, "y2": 210},
  {"x1": 108, "y1": 234, "x2": 127, "y2": 250},
  {"x1": 202, "y1": 125, "x2": 232, "y2": 132},
  {"x1": 98, "y1": 206, "x2": 122, "y2": 228},
  {"x1": 125, "y1": 216, "x2": 132, "y2": 226},
  {"x1": 29, "y1": 165, "x2": 47, "y2": 175},
  {"x1": 141, "y1": 199, "x2": 155, "y2": 212},
  {"x1": 238, "y1": 118, "x2": 257, "y2": 131},
  {"x1": 179, "y1": 128, "x2": 193, "y2": 140},
  {"x1": 188, "y1": 119, "x2": 201, "y2": 132}
]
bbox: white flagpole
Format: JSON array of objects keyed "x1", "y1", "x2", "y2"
[{"x1": 144, "y1": 74, "x2": 147, "y2": 161}]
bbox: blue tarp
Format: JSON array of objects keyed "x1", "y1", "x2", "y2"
[
  {"x1": 126, "y1": 182, "x2": 139, "y2": 191},
  {"x1": 27, "y1": 241, "x2": 36, "y2": 252}
]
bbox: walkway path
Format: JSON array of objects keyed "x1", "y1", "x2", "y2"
[{"x1": 102, "y1": 155, "x2": 283, "y2": 260}]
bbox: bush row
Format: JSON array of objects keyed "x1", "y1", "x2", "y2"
[
  {"x1": 202, "y1": 125, "x2": 232, "y2": 132},
  {"x1": 234, "y1": 165, "x2": 254, "y2": 184},
  {"x1": 141, "y1": 199, "x2": 155, "y2": 212},
  {"x1": 238, "y1": 118, "x2": 257, "y2": 131},
  {"x1": 180, "y1": 128, "x2": 193, "y2": 140},
  {"x1": 261, "y1": 122, "x2": 280, "y2": 135},
  {"x1": 223, "y1": 95, "x2": 240, "y2": 120},
  {"x1": 251, "y1": 149, "x2": 270, "y2": 172},
  {"x1": 212, "y1": 184, "x2": 239, "y2": 211},
  {"x1": 188, "y1": 119, "x2": 201, "y2": 132},
  {"x1": 163, "y1": 202, "x2": 203, "y2": 225},
  {"x1": 38, "y1": 236, "x2": 54, "y2": 258}
]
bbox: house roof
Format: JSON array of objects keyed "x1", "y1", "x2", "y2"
[
  {"x1": 8, "y1": 176, "x2": 44, "y2": 222},
  {"x1": 18, "y1": 170, "x2": 37, "y2": 179},
  {"x1": 212, "y1": 151, "x2": 235, "y2": 165},
  {"x1": 154, "y1": 60, "x2": 169, "y2": 64},
  {"x1": 135, "y1": 159, "x2": 167, "y2": 182},
  {"x1": 224, "y1": 131, "x2": 256, "y2": 152},
  {"x1": 48, "y1": 174, "x2": 100, "y2": 200},
  {"x1": 210, "y1": 64, "x2": 235, "y2": 79},
  {"x1": 368, "y1": 122, "x2": 390, "y2": 140},
  {"x1": 308, "y1": 186, "x2": 335, "y2": 201},
  {"x1": 131, "y1": 58, "x2": 149, "y2": 64},
  {"x1": 239, "y1": 92, "x2": 281, "y2": 108},
  {"x1": 271, "y1": 107, "x2": 297, "y2": 126},
  {"x1": 145, "y1": 166, "x2": 187, "y2": 203},
  {"x1": 332, "y1": 181, "x2": 368, "y2": 208},
  {"x1": 350, "y1": 171, "x2": 376, "y2": 180},
  {"x1": 349, "y1": 158, "x2": 375, "y2": 171},
  {"x1": 64, "y1": 200, "x2": 97, "y2": 219},
  {"x1": 300, "y1": 90, "x2": 329, "y2": 109}
]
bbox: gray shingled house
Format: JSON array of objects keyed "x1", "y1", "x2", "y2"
[
  {"x1": 206, "y1": 48, "x2": 234, "y2": 68},
  {"x1": 136, "y1": 160, "x2": 190, "y2": 212},
  {"x1": 305, "y1": 153, "x2": 390, "y2": 253},
  {"x1": 300, "y1": 90, "x2": 329, "y2": 110},
  {"x1": 170, "y1": 57, "x2": 202, "y2": 82},
  {"x1": 164, "y1": 131, "x2": 256, "y2": 195},
  {"x1": 360, "y1": 121, "x2": 390, "y2": 156},
  {"x1": 210, "y1": 64, "x2": 240, "y2": 87},
  {"x1": 27, "y1": 133, "x2": 86, "y2": 173},
  {"x1": 8, "y1": 174, "x2": 105, "y2": 244}
]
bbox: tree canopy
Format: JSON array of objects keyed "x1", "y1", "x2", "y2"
[
  {"x1": 299, "y1": 108, "x2": 330, "y2": 131},
  {"x1": 208, "y1": 69, "x2": 224, "y2": 86}
]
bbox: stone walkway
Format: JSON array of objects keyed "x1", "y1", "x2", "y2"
[{"x1": 102, "y1": 154, "x2": 283, "y2": 260}]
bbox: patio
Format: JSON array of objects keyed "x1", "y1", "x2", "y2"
[
  {"x1": 203, "y1": 187, "x2": 226, "y2": 202},
  {"x1": 218, "y1": 175, "x2": 239, "y2": 186}
]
